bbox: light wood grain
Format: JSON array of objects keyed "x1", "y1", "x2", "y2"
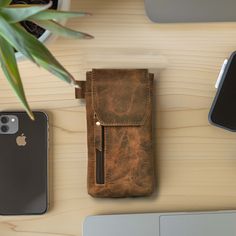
[{"x1": 1, "y1": 0, "x2": 236, "y2": 235}]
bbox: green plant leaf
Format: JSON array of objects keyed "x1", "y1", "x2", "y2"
[
  {"x1": 0, "y1": 36, "x2": 34, "y2": 120},
  {"x1": 0, "y1": 2, "x2": 52, "y2": 23},
  {"x1": 11, "y1": 22, "x2": 79, "y2": 87},
  {"x1": 31, "y1": 10, "x2": 91, "y2": 21},
  {"x1": 34, "y1": 20, "x2": 93, "y2": 39},
  {"x1": 8, "y1": 4, "x2": 38, "y2": 7},
  {"x1": 0, "y1": 15, "x2": 35, "y2": 63},
  {"x1": 0, "y1": 0, "x2": 11, "y2": 7}
]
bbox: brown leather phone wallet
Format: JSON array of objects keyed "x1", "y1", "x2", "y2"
[{"x1": 76, "y1": 69, "x2": 155, "y2": 198}]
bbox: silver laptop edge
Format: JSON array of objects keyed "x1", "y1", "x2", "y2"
[
  {"x1": 145, "y1": 0, "x2": 236, "y2": 23},
  {"x1": 83, "y1": 211, "x2": 236, "y2": 236}
]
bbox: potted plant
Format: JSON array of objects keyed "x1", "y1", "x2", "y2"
[
  {"x1": 0, "y1": 0, "x2": 92, "y2": 119},
  {"x1": 12, "y1": 0, "x2": 72, "y2": 59}
]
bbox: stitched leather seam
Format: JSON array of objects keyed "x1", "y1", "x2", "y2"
[
  {"x1": 85, "y1": 72, "x2": 97, "y2": 189},
  {"x1": 91, "y1": 73, "x2": 105, "y2": 187},
  {"x1": 89, "y1": 72, "x2": 97, "y2": 187}
]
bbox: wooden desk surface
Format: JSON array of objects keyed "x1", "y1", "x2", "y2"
[{"x1": 1, "y1": 0, "x2": 236, "y2": 235}]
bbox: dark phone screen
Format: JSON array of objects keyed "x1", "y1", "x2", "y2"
[{"x1": 210, "y1": 54, "x2": 236, "y2": 130}]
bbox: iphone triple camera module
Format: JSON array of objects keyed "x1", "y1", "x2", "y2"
[{"x1": 0, "y1": 115, "x2": 19, "y2": 134}]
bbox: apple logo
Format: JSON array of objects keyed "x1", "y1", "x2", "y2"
[{"x1": 16, "y1": 133, "x2": 27, "y2": 146}]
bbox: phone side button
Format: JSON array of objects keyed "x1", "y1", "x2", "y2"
[{"x1": 215, "y1": 59, "x2": 228, "y2": 89}]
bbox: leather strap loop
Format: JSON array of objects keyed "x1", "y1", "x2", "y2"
[{"x1": 75, "y1": 81, "x2": 86, "y2": 99}]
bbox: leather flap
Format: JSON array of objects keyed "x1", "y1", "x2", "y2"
[{"x1": 92, "y1": 69, "x2": 152, "y2": 126}]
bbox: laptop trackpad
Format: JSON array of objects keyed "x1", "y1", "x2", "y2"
[{"x1": 160, "y1": 213, "x2": 236, "y2": 236}]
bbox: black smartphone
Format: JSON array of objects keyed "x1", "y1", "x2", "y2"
[
  {"x1": 0, "y1": 111, "x2": 48, "y2": 215},
  {"x1": 209, "y1": 52, "x2": 236, "y2": 131}
]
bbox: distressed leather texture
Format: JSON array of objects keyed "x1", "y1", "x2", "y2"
[{"x1": 76, "y1": 69, "x2": 154, "y2": 198}]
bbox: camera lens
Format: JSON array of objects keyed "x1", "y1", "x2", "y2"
[
  {"x1": 1, "y1": 116, "x2": 9, "y2": 124},
  {"x1": 1, "y1": 125, "x2": 9, "y2": 133}
]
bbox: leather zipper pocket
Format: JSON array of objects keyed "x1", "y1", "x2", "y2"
[{"x1": 95, "y1": 123, "x2": 105, "y2": 184}]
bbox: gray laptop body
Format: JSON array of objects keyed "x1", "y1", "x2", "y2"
[
  {"x1": 145, "y1": 0, "x2": 236, "y2": 23},
  {"x1": 83, "y1": 211, "x2": 236, "y2": 236}
]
